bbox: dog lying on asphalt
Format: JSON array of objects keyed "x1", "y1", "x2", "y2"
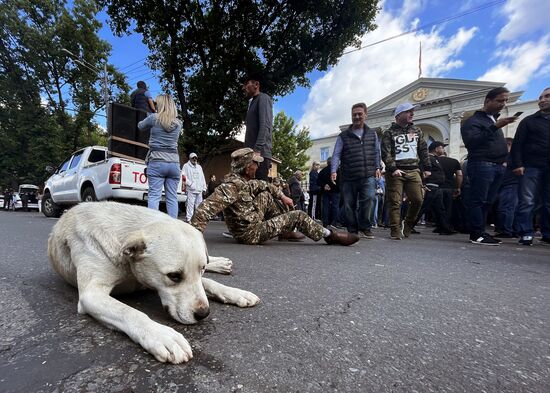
[{"x1": 48, "y1": 201, "x2": 260, "y2": 363}]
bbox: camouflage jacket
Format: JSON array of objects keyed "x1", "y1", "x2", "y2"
[
  {"x1": 190, "y1": 173, "x2": 283, "y2": 237},
  {"x1": 381, "y1": 122, "x2": 431, "y2": 174}
]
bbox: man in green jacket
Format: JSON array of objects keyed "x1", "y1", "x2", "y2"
[{"x1": 381, "y1": 103, "x2": 431, "y2": 240}]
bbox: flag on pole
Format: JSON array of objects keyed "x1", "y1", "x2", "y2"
[{"x1": 418, "y1": 42, "x2": 422, "y2": 79}]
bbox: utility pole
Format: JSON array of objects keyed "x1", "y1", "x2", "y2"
[{"x1": 62, "y1": 48, "x2": 110, "y2": 107}]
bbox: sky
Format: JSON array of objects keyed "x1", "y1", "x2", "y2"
[{"x1": 98, "y1": 0, "x2": 550, "y2": 139}]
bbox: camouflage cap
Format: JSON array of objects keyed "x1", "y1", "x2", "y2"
[{"x1": 230, "y1": 147, "x2": 264, "y2": 173}]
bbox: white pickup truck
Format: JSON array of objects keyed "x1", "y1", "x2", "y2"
[{"x1": 42, "y1": 146, "x2": 186, "y2": 217}]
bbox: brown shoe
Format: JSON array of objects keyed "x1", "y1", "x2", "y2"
[
  {"x1": 324, "y1": 229, "x2": 360, "y2": 246},
  {"x1": 278, "y1": 231, "x2": 306, "y2": 242}
]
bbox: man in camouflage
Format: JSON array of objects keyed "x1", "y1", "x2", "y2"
[
  {"x1": 381, "y1": 103, "x2": 431, "y2": 240},
  {"x1": 191, "y1": 148, "x2": 359, "y2": 246}
]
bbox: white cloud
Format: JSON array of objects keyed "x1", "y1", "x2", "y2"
[
  {"x1": 477, "y1": 36, "x2": 550, "y2": 90},
  {"x1": 497, "y1": 0, "x2": 550, "y2": 42},
  {"x1": 298, "y1": 7, "x2": 477, "y2": 138}
]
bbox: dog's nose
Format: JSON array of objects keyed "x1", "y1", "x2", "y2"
[{"x1": 193, "y1": 306, "x2": 210, "y2": 321}]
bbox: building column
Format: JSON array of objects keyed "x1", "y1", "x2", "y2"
[{"x1": 448, "y1": 112, "x2": 463, "y2": 159}]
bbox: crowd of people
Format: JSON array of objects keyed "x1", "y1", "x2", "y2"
[
  {"x1": 131, "y1": 76, "x2": 549, "y2": 248},
  {"x1": 302, "y1": 86, "x2": 550, "y2": 247}
]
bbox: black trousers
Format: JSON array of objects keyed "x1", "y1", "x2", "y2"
[
  {"x1": 255, "y1": 157, "x2": 272, "y2": 181},
  {"x1": 415, "y1": 187, "x2": 451, "y2": 231}
]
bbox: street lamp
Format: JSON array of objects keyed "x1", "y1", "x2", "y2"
[{"x1": 61, "y1": 48, "x2": 110, "y2": 107}]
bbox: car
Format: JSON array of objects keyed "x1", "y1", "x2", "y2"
[{"x1": 12, "y1": 184, "x2": 40, "y2": 211}]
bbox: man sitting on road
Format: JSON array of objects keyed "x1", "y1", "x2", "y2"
[{"x1": 190, "y1": 148, "x2": 359, "y2": 246}]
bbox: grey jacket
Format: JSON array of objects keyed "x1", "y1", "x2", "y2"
[
  {"x1": 138, "y1": 114, "x2": 181, "y2": 163},
  {"x1": 245, "y1": 92, "x2": 273, "y2": 159}
]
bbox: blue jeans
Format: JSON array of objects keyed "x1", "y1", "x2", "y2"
[
  {"x1": 496, "y1": 183, "x2": 518, "y2": 235},
  {"x1": 147, "y1": 160, "x2": 181, "y2": 218},
  {"x1": 467, "y1": 161, "x2": 505, "y2": 237},
  {"x1": 341, "y1": 176, "x2": 376, "y2": 233},
  {"x1": 515, "y1": 167, "x2": 550, "y2": 238}
]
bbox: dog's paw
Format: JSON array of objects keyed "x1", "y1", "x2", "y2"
[
  {"x1": 140, "y1": 322, "x2": 193, "y2": 364},
  {"x1": 222, "y1": 288, "x2": 260, "y2": 308},
  {"x1": 206, "y1": 256, "x2": 233, "y2": 274}
]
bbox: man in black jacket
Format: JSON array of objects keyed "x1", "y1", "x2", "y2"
[
  {"x1": 461, "y1": 87, "x2": 519, "y2": 245},
  {"x1": 317, "y1": 157, "x2": 340, "y2": 228},
  {"x1": 510, "y1": 87, "x2": 550, "y2": 246}
]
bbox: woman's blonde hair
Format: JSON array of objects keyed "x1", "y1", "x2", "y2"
[{"x1": 155, "y1": 94, "x2": 180, "y2": 131}]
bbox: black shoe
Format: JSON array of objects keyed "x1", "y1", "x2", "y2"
[
  {"x1": 410, "y1": 228, "x2": 421, "y2": 234},
  {"x1": 470, "y1": 234, "x2": 500, "y2": 246}
]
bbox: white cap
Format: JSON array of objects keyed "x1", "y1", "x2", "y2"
[
  {"x1": 394, "y1": 102, "x2": 417, "y2": 117},
  {"x1": 189, "y1": 152, "x2": 198, "y2": 159}
]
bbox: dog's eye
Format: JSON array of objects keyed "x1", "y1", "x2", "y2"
[{"x1": 167, "y1": 272, "x2": 183, "y2": 283}]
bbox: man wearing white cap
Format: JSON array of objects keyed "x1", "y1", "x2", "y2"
[
  {"x1": 381, "y1": 103, "x2": 431, "y2": 240},
  {"x1": 182, "y1": 152, "x2": 207, "y2": 222}
]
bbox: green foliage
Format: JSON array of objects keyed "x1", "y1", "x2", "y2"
[
  {"x1": 272, "y1": 112, "x2": 312, "y2": 180},
  {"x1": 100, "y1": 0, "x2": 379, "y2": 160},
  {"x1": 0, "y1": 0, "x2": 129, "y2": 187}
]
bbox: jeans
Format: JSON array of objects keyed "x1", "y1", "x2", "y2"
[
  {"x1": 515, "y1": 167, "x2": 550, "y2": 238},
  {"x1": 322, "y1": 192, "x2": 339, "y2": 227},
  {"x1": 147, "y1": 160, "x2": 181, "y2": 218},
  {"x1": 341, "y1": 176, "x2": 376, "y2": 233},
  {"x1": 495, "y1": 183, "x2": 518, "y2": 235},
  {"x1": 466, "y1": 161, "x2": 505, "y2": 237}
]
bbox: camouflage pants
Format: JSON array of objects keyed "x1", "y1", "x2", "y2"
[{"x1": 237, "y1": 191, "x2": 325, "y2": 245}]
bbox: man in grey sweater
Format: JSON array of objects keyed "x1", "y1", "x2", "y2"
[{"x1": 243, "y1": 73, "x2": 273, "y2": 181}]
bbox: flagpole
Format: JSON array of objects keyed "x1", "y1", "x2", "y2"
[{"x1": 418, "y1": 42, "x2": 422, "y2": 79}]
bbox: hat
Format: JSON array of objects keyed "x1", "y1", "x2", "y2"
[
  {"x1": 242, "y1": 72, "x2": 263, "y2": 84},
  {"x1": 428, "y1": 141, "x2": 448, "y2": 151},
  {"x1": 189, "y1": 152, "x2": 198, "y2": 159},
  {"x1": 231, "y1": 148, "x2": 264, "y2": 163},
  {"x1": 394, "y1": 102, "x2": 417, "y2": 117}
]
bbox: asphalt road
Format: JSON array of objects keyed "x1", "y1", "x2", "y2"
[{"x1": 1, "y1": 210, "x2": 549, "y2": 392}]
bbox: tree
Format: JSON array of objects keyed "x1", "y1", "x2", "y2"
[
  {"x1": 272, "y1": 112, "x2": 312, "y2": 180},
  {"x1": 0, "y1": 0, "x2": 129, "y2": 185},
  {"x1": 100, "y1": 0, "x2": 379, "y2": 160}
]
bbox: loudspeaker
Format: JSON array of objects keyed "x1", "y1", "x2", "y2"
[{"x1": 108, "y1": 103, "x2": 149, "y2": 160}]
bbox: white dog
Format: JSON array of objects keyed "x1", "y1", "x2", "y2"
[{"x1": 48, "y1": 201, "x2": 260, "y2": 364}]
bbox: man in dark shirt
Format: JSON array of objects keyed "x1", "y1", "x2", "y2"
[
  {"x1": 317, "y1": 157, "x2": 340, "y2": 228},
  {"x1": 130, "y1": 81, "x2": 156, "y2": 114},
  {"x1": 435, "y1": 145, "x2": 462, "y2": 232},
  {"x1": 413, "y1": 141, "x2": 453, "y2": 234},
  {"x1": 243, "y1": 73, "x2": 273, "y2": 181},
  {"x1": 460, "y1": 87, "x2": 519, "y2": 246},
  {"x1": 510, "y1": 87, "x2": 550, "y2": 246}
]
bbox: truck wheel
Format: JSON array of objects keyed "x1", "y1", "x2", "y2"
[
  {"x1": 42, "y1": 193, "x2": 61, "y2": 218},
  {"x1": 82, "y1": 187, "x2": 97, "y2": 202}
]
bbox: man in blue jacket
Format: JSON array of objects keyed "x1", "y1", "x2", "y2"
[
  {"x1": 460, "y1": 87, "x2": 519, "y2": 245},
  {"x1": 510, "y1": 87, "x2": 550, "y2": 246}
]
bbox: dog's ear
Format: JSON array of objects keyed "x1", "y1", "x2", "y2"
[{"x1": 121, "y1": 232, "x2": 147, "y2": 261}]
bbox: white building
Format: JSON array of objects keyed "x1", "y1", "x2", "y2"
[{"x1": 307, "y1": 78, "x2": 539, "y2": 168}]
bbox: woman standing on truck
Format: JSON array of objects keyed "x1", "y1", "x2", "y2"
[{"x1": 138, "y1": 94, "x2": 182, "y2": 218}]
